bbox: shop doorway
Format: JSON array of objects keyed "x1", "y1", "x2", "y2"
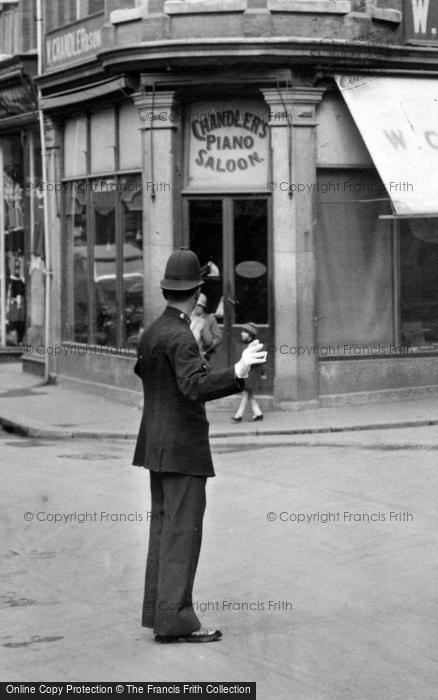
[{"x1": 183, "y1": 196, "x2": 273, "y2": 392}]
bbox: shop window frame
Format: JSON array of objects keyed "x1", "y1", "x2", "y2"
[
  {"x1": 61, "y1": 103, "x2": 143, "y2": 351},
  {"x1": 316, "y1": 167, "x2": 438, "y2": 359}
]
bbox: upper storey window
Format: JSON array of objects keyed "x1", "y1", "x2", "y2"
[
  {"x1": 0, "y1": 0, "x2": 37, "y2": 54},
  {"x1": 46, "y1": 0, "x2": 104, "y2": 32}
]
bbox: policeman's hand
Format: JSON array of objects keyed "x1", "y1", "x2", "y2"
[{"x1": 234, "y1": 340, "x2": 268, "y2": 378}]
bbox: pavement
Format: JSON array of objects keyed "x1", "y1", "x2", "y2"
[{"x1": 2, "y1": 360, "x2": 438, "y2": 440}]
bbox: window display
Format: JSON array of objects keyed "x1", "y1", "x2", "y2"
[{"x1": 2, "y1": 137, "x2": 25, "y2": 346}]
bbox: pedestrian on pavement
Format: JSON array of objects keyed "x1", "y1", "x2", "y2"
[
  {"x1": 190, "y1": 292, "x2": 223, "y2": 360},
  {"x1": 133, "y1": 248, "x2": 267, "y2": 643},
  {"x1": 232, "y1": 322, "x2": 266, "y2": 422}
]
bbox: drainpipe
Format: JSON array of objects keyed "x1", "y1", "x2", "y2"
[{"x1": 36, "y1": 0, "x2": 52, "y2": 382}]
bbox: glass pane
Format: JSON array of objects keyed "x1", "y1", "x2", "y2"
[
  {"x1": 315, "y1": 170, "x2": 393, "y2": 348},
  {"x1": 233, "y1": 199, "x2": 268, "y2": 325},
  {"x1": 119, "y1": 101, "x2": 142, "y2": 171},
  {"x1": 64, "y1": 116, "x2": 87, "y2": 178},
  {"x1": 120, "y1": 174, "x2": 143, "y2": 348},
  {"x1": 92, "y1": 179, "x2": 116, "y2": 346},
  {"x1": 90, "y1": 108, "x2": 115, "y2": 174},
  {"x1": 189, "y1": 200, "x2": 223, "y2": 318},
  {"x1": 88, "y1": 0, "x2": 104, "y2": 15},
  {"x1": 400, "y1": 219, "x2": 438, "y2": 347},
  {"x1": 65, "y1": 180, "x2": 89, "y2": 343},
  {"x1": 62, "y1": 0, "x2": 76, "y2": 24}
]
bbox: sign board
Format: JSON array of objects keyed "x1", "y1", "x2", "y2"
[
  {"x1": 187, "y1": 100, "x2": 269, "y2": 190},
  {"x1": 45, "y1": 14, "x2": 104, "y2": 71},
  {"x1": 336, "y1": 75, "x2": 438, "y2": 216},
  {"x1": 405, "y1": 0, "x2": 438, "y2": 44}
]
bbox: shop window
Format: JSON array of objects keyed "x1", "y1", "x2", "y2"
[
  {"x1": 400, "y1": 220, "x2": 438, "y2": 348},
  {"x1": 63, "y1": 104, "x2": 143, "y2": 349},
  {"x1": 119, "y1": 102, "x2": 142, "y2": 171},
  {"x1": 90, "y1": 109, "x2": 116, "y2": 174},
  {"x1": 316, "y1": 170, "x2": 393, "y2": 351},
  {"x1": 92, "y1": 180, "x2": 116, "y2": 346},
  {"x1": 120, "y1": 175, "x2": 143, "y2": 347},
  {"x1": 64, "y1": 116, "x2": 87, "y2": 178},
  {"x1": 2, "y1": 136, "x2": 25, "y2": 346},
  {"x1": 65, "y1": 105, "x2": 138, "y2": 176},
  {"x1": 63, "y1": 175, "x2": 143, "y2": 348},
  {"x1": 65, "y1": 180, "x2": 89, "y2": 343}
]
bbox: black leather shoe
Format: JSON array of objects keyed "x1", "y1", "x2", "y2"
[
  {"x1": 155, "y1": 629, "x2": 222, "y2": 643},
  {"x1": 231, "y1": 416, "x2": 242, "y2": 422},
  {"x1": 250, "y1": 414, "x2": 263, "y2": 421}
]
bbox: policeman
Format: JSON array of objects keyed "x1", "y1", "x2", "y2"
[{"x1": 133, "y1": 248, "x2": 266, "y2": 643}]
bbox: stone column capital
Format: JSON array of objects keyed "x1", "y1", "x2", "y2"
[
  {"x1": 262, "y1": 86, "x2": 326, "y2": 127},
  {"x1": 132, "y1": 90, "x2": 179, "y2": 129}
]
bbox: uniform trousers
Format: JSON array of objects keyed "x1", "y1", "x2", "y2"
[{"x1": 142, "y1": 471, "x2": 207, "y2": 636}]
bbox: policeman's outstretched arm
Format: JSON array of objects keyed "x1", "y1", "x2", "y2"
[
  {"x1": 234, "y1": 340, "x2": 267, "y2": 378},
  {"x1": 168, "y1": 334, "x2": 267, "y2": 403}
]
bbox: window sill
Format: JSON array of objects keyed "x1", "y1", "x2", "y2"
[
  {"x1": 268, "y1": 0, "x2": 352, "y2": 14},
  {"x1": 163, "y1": 0, "x2": 247, "y2": 15},
  {"x1": 319, "y1": 347, "x2": 438, "y2": 361},
  {"x1": 61, "y1": 341, "x2": 137, "y2": 358}
]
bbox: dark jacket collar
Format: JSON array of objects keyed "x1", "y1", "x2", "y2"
[{"x1": 163, "y1": 305, "x2": 191, "y2": 327}]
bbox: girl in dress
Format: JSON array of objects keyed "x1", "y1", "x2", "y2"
[{"x1": 232, "y1": 322, "x2": 265, "y2": 422}]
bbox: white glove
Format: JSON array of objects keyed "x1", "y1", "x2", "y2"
[{"x1": 234, "y1": 340, "x2": 267, "y2": 379}]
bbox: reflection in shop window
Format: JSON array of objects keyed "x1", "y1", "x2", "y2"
[
  {"x1": 63, "y1": 175, "x2": 143, "y2": 348},
  {"x1": 120, "y1": 174, "x2": 143, "y2": 348},
  {"x1": 92, "y1": 181, "x2": 116, "y2": 346},
  {"x1": 66, "y1": 181, "x2": 88, "y2": 343},
  {"x1": 400, "y1": 219, "x2": 438, "y2": 348},
  {"x1": 4, "y1": 177, "x2": 25, "y2": 345}
]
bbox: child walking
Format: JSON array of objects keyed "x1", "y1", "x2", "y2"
[{"x1": 232, "y1": 322, "x2": 265, "y2": 422}]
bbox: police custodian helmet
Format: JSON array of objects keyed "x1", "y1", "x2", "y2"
[{"x1": 160, "y1": 248, "x2": 204, "y2": 291}]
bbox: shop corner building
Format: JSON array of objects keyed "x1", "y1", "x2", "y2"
[{"x1": 3, "y1": 0, "x2": 438, "y2": 407}]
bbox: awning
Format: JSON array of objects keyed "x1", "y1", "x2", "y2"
[
  {"x1": 39, "y1": 75, "x2": 136, "y2": 111},
  {"x1": 335, "y1": 75, "x2": 438, "y2": 217}
]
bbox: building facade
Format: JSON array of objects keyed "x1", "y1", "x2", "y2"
[
  {"x1": 0, "y1": 0, "x2": 43, "y2": 360},
  {"x1": 33, "y1": 0, "x2": 438, "y2": 406}
]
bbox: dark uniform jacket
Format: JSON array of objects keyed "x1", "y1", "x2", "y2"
[{"x1": 133, "y1": 305, "x2": 243, "y2": 477}]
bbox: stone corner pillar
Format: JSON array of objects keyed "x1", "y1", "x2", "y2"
[
  {"x1": 132, "y1": 90, "x2": 178, "y2": 327},
  {"x1": 262, "y1": 84, "x2": 325, "y2": 404}
]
